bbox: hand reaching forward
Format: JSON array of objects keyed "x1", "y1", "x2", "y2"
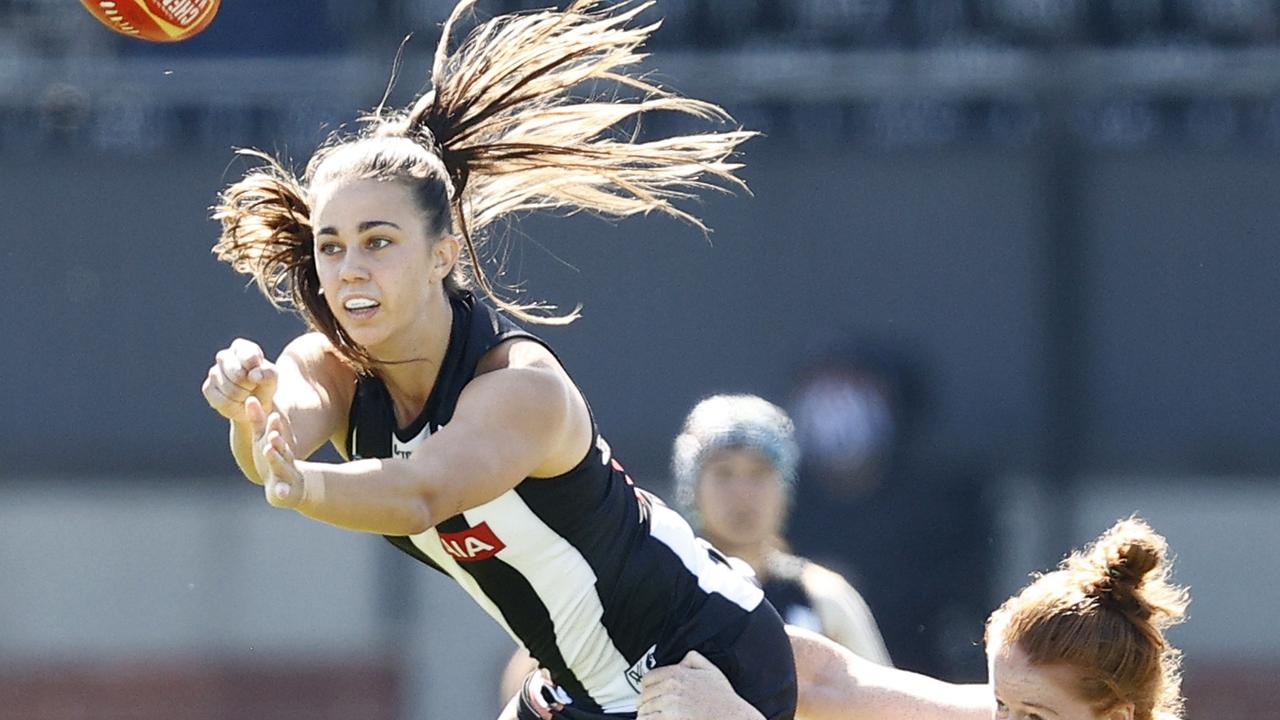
[
  {"x1": 638, "y1": 651, "x2": 765, "y2": 720},
  {"x1": 245, "y1": 395, "x2": 310, "y2": 510},
  {"x1": 202, "y1": 338, "x2": 278, "y2": 423}
]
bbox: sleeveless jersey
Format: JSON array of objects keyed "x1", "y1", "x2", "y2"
[
  {"x1": 345, "y1": 292, "x2": 764, "y2": 714},
  {"x1": 761, "y1": 552, "x2": 891, "y2": 666},
  {"x1": 761, "y1": 554, "x2": 817, "y2": 629}
]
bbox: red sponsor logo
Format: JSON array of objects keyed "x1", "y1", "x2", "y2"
[{"x1": 439, "y1": 522, "x2": 506, "y2": 562}]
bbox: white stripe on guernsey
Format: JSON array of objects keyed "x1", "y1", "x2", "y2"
[
  {"x1": 392, "y1": 424, "x2": 432, "y2": 459},
  {"x1": 409, "y1": 527, "x2": 519, "y2": 641},
  {"x1": 648, "y1": 503, "x2": 764, "y2": 612},
  {"x1": 465, "y1": 491, "x2": 638, "y2": 714}
]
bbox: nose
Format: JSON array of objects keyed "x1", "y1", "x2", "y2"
[{"x1": 337, "y1": 247, "x2": 370, "y2": 283}]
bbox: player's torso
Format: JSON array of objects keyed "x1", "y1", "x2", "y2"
[{"x1": 345, "y1": 293, "x2": 763, "y2": 712}]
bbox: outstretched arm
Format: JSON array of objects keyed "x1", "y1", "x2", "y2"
[
  {"x1": 636, "y1": 628, "x2": 992, "y2": 720},
  {"x1": 789, "y1": 627, "x2": 991, "y2": 720},
  {"x1": 252, "y1": 344, "x2": 588, "y2": 535}
]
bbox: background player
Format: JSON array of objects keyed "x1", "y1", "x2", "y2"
[
  {"x1": 637, "y1": 517, "x2": 1189, "y2": 720},
  {"x1": 671, "y1": 394, "x2": 891, "y2": 665}
]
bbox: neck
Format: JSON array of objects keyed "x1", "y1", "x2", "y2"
[
  {"x1": 370, "y1": 291, "x2": 455, "y2": 427},
  {"x1": 709, "y1": 538, "x2": 775, "y2": 580}
]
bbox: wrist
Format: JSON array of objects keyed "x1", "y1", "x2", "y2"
[{"x1": 296, "y1": 461, "x2": 327, "y2": 512}]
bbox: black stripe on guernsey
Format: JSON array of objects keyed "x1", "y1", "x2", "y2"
[
  {"x1": 517, "y1": 472, "x2": 765, "y2": 668},
  {"x1": 435, "y1": 515, "x2": 602, "y2": 712},
  {"x1": 383, "y1": 535, "x2": 446, "y2": 574},
  {"x1": 390, "y1": 299, "x2": 467, "y2": 443},
  {"x1": 515, "y1": 470, "x2": 680, "y2": 665}
]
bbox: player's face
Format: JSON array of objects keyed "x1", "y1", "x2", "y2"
[
  {"x1": 694, "y1": 447, "x2": 786, "y2": 549},
  {"x1": 311, "y1": 179, "x2": 455, "y2": 354},
  {"x1": 989, "y1": 643, "x2": 1132, "y2": 720}
]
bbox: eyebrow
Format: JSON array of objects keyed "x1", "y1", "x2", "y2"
[
  {"x1": 1023, "y1": 701, "x2": 1060, "y2": 716},
  {"x1": 315, "y1": 220, "x2": 402, "y2": 236}
]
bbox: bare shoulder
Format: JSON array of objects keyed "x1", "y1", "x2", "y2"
[
  {"x1": 464, "y1": 337, "x2": 590, "y2": 478},
  {"x1": 476, "y1": 336, "x2": 563, "y2": 375},
  {"x1": 466, "y1": 337, "x2": 576, "y2": 410},
  {"x1": 279, "y1": 333, "x2": 357, "y2": 404},
  {"x1": 799, "y1": 559, "x2": 862, "y2": 598}
]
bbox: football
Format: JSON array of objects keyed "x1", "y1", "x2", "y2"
[{"x1": 79, "y1": 0, "x2": 220, "y2": 43}]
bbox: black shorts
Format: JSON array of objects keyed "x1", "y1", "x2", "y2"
[
  {"x1": 514, "y1": 600, "x2": 797, "y2": 720},
  {"x1": 693, "y1": 599, "x2": 797, "y2": 720}
]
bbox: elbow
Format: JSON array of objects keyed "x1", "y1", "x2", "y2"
[{"x1": 402, "y1": 497, "x2": 434, "y2": 535}]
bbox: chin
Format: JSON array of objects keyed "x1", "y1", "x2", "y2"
[{"x1": 341, "y1": 326, "x2": 389, "y2": 352}]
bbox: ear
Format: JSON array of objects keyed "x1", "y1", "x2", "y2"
[
  {"x1": 1102, "y1": 702, "x2": 1134, "y2": 720},
  {"x1": 431, "y1": 235, "x2": 461, "y2": 282}
]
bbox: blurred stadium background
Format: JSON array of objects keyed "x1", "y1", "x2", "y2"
[{"x1": 2, "y1": 1, "x2": 1278, "y2": 718}]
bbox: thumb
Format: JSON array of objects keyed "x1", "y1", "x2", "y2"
[
  {"x1": 679, "y1": 651, "x2": 715, "y2": 670},
  {"x1": 244, "y1": 395, "x2": 268, "y2": 438},
  {"x1": 248, "y1": 361, "x2": 278, "y2": 407}
]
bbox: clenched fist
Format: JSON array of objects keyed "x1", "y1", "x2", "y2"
[{"x1": 201, "y1": 338, "x2": 278, "y2": 423}]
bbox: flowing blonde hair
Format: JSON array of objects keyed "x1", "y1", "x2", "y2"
[{"x1": 212, "y1": 0, "x2": 755, "y2": 368}]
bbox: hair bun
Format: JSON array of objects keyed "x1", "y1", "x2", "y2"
[{"x1": 1083, "y1": 517, "x2": 1167, "y2": 611}]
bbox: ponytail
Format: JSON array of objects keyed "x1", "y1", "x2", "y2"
[{"x1": 214, "y1": 0, "x2": 755, "y2": 354}]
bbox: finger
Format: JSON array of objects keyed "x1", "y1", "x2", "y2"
[
  {"x1": 245, "y1": 395, "x2": 268, "y2": 437},
  {"x1": 639, "y1": 667, "x2": 676, "y2": 692},
  {"x1": 208, "y1": 367, "x2": 250, "y2": 402},
  {"x1": 636, "y1": 693, "x2": 672, "y2": 719},
  {"x1": 635, "y1": 689, "x2": 663, "y2": 718},
  {"x1": 678, "y1": 651, "x2": 714, "y2": 670},
  {"x1": 215, "y1": 353, "x2": 255, "y2": 395},
  {"x1": 267, "y1": 413, "x2": 296, "y2": 453},
  {"x1": 230, "y1": 338, "x2": 265, "y2": 369},
  {"x1": 203, "y1": 379, "x2": 243, "y2": 413},
  {"x1": 266, "y1": 429, "x2": 295, "y2": 463},
  {"x1": 272, "y1": 402, "x2": 295, "y2": 442},
  {"x1": 246, "y1": 360, "x2": 276, "y2": 386},
  {"x1": 264, "y1": 448, "x2": 299, "y2": 508}
]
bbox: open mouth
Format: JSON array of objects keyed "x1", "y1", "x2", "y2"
[{"x1": 342, "y1": 297, "x2": 381, "y2": 317}]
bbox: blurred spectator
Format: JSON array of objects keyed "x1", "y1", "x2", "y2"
[
  {"x1": 673, "y1": 394, "x2": 892, "y2": 665},
  {"x1": 786, "y1": 343, "x2": 995, "y2": 682}
]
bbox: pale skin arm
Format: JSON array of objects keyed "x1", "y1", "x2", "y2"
[
  {"x1": 636, "y1": 627, "x2": 992, "y2": 720},
  {"x1": 251, "y1": 341, "x2": 588, "y2": 535},
  {"x1": 202, "y1": 334, "x2": 353, "y2": 484},
  {"x1": 499, "y1": 647, "x2": 541, "y2": 706},
  {"x1": 788, "y1": 627, "x2": 991, "y2": 720}
]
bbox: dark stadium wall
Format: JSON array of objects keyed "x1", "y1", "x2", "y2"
[{"x1": 3, "y1": 142, "x2": 1279, "y2": 487}]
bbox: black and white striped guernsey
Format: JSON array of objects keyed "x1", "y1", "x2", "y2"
[{"x1": 345, "y1": 292, "x2": 764, "y2": 715}]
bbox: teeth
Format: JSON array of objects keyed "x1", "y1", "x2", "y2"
[{"x1": 344, "y1": 298, "x2": 379, "y2": 310}]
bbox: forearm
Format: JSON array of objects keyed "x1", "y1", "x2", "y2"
[
  {"x1": 230, "y1": 420, "x2": 263, "y2": 485},
  {"x1": 791, "y1": 628, "x2": 990, "y2": 720},
  {"x1": 805, "y1": 666, "x2": 990, "y2": 720},
  {"x1": 294, "y1": 458, "x2": 433, "y2": 535}
]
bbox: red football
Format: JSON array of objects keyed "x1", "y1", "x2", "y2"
[{"x1": 79, "y1": 0, "x2": 220, "y2": 43}]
